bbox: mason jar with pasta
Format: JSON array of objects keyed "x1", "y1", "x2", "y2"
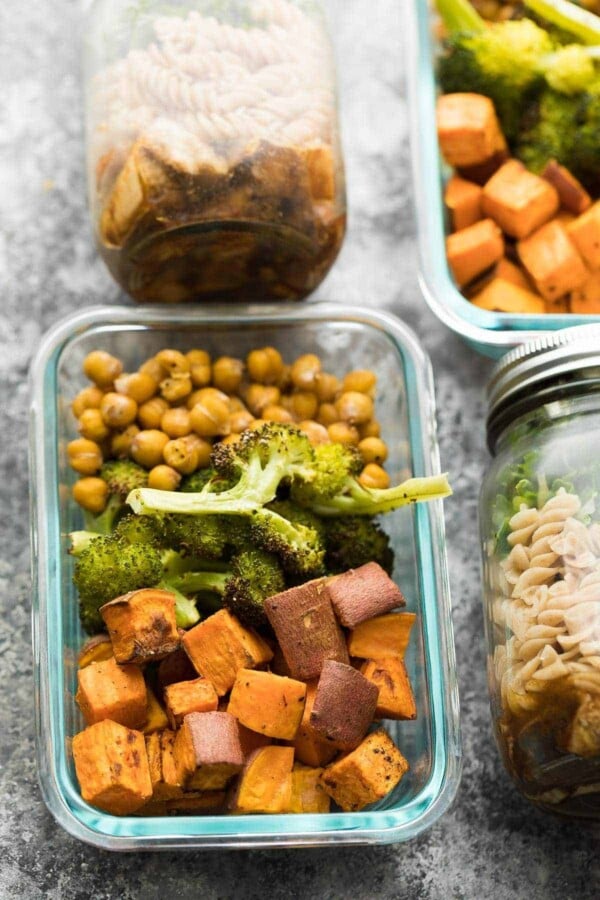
[
  {"x1": 481, "y1": 325, "x2": 600, "y2": 820},
  {"x1": 84, "y1": 0, "x2": 346, "y2": 302}
]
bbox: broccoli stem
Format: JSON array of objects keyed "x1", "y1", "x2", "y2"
[
  {"x1": 436, "y1": 0, "x2": 485, "y2": 34},
  {"x1": 128, "y1": 486, "x2": 263, "y2": 516},
  {"x1": 308, "y1": 474, "x2": 453, "y2": 517},
  {"x1": 523, "y1": 0, "x2": 600, "y2": 45}
]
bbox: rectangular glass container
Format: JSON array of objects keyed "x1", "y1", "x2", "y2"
[
  {"x1": 29, "y1": 302, "x2": 460, "y2": 849},
  {"x1": 405, "y1": 0, "x2": 600, "y2": 359}
]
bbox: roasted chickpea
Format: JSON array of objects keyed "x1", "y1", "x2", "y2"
[
  {"x1": 147, "y1": 464, "x2": 182, "y2": 491},
  {"x1": 358, "y1": 436, "x2": 388, "y2": 465},
  {"x1": 213, "y1": 356, "x2": 244, "y2": 394},
  {"x1": 262, "y1": 404, "x2": 294, "y2": 424},
  {"x1": 161, "y1": 407, "x2": 192, "y2": 438},
  {"x1": 189, "y1": 395, "x2": 230, "y2": 437},
  {"x1": 248, "y1": 418, "x2": 268, "y2": 430},
  {"x1": 336, "y1": 391, "x2": 374, "y2": 425},
  {"x1": 83, "y1": 350, "x2": 123, "y2": 388},
  {"x1": 298, "y1": 420, "x2": 330, "y2": 446},
  {"x1": 317, "y1": 402, "x2": 339, "y2": 427},
  {"x1": 100, "y1": 392, "x2": 138, "y2": 428},
  {"x1": 71, "y1": 385, "x2": 104, "y2": 419},
  {"x1": 163, "y1": 435, "x2": 203, "y2": 475},
  {"x1": 155, "y1": 349, "x2": 190, "y2": 375},
  {"x1": 114, "y1": 371, "x2": 157, "y2": 404},
  {"x1": 111, "y1": 424, "x2": 139, "y2": 459},
  {"x1": 230, "y1": 409, "x2": 255, "y2": 433},
  {"x1": 315, "y1": 372, "x2": 340, "y2": 403},
  {"x1": 138, "y1": 356, "x2": 164, "y2": 384},
  {"x1": 288, "y1": 391, "x2": 318, "y2": 421},
  {"x1": 160, "y1": 372, "x2": 192, "y2": 403},
  {"x1": 189, "y1": 362, "x2": 212, "y2": 388},
  {"x1": 138, "y1": 396, "x2": 169, "y2": 429},
  {"x1": 67, "y1": 438, "x2": 103, "y2": 475},
  {"x1": 327, "y1": 421, "x2": 359, "y2": 445},
  {"x1": 290, "y1": 353, "x2": 321, "y2": 391},
  {"x1": 246, "y1": 347, "x2": 284, "y2": 385},
  {"x1": 228, "y1": 396, "x2": 247, "y2": 413},
  {"x1": 130, "y1": 429, "x2": 170, "y2": 468},
  {"x1": 359, "y1": 463, "x2": 390, "y2": 489},
  {"x1": 72, "y1": 477, "x2": 108, "y2": 513},
  {"x1": 359, "y1": 419, "x2": 381, "y2": 439},
  {"x1": 343, "y1": 369, "x2": 377, "y2": 396},
  {"x1": 219, "y1": 433, "x2": 242, "y2": 446},
  {"x1": 184, "y1": 434, "x2": 213, "y2": 468},
  {"x1": 244, "y1": 384, "x2": 281, "y2": 417},
  {"x1": 78, "y1": 408, "x2": 110, "y2": 442},
  {"x1": 186, "y1": 349, "x2": 211, "y2": 367}
]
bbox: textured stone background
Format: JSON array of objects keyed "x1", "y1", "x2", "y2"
[{"x1": 1, "y1": 1, "x2": 599, "y2": 897}]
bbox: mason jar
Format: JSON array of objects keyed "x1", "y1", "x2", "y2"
[
  {"x1": 84, "y1": 0, "x2": 346, "y2": 303},
  {"x1": 481, "y1": 326, "x2": 600, "y2": 820}
]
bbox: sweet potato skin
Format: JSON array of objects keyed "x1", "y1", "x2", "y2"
[
  {"x1": 542, "y1": 160, "x2": 591, "y2": 215},
  {"x1": 293, "y1": 680, "x2": 338, "y2": 767},
  {"x1": 75, "y1": 657, "x2": 147, "y2": 729},
  {"x1": 320, "y1": 729, "x2": 409, "y2": 812},
  {"x1": 228, "y1": 669, "x2": 307, "y2": 740},
  {"x1": 101, "y1": 588, "x2": 180, "y2": 665},
  {"x1": 347, "y1": 612, "x2": 417, "y2": 660},
  {"x1": 310, "y1": 660, "x2": 378, "y2": 751},
  {"x1": 230, "y1": 746, "x2": 294, "y2": 814},
  {"x1": 361, "y1": 658, "x2": 417, "y2": 720},
  {"x1": 327, "y1": 562, "x2": 405, "y2": 628}
]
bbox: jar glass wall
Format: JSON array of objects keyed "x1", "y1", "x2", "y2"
[{"x1": 84, "y1": 0, "x2": 346, "y2": 303}]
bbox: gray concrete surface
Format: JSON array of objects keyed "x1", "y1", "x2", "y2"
[{"x1": 1, "y1": 0, "x2": 599, "y2": 897}]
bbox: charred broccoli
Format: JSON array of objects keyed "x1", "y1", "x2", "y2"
[
  {"x1": 222, "y1": 548, "x2": 285, "y2": 628},
  {"x1": 83, "y1": 459, "x2": 148, "y2": 534},
  {"x1": 323, "y1": 516, "x2": 394, "y2": 575}
]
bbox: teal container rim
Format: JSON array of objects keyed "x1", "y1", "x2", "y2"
[
  {"x1": 405, "y1": 0, "x2": 600, "y2": 359},
  {"x1": 29, "y1": 302, "x2": 461, "y2": 849}
]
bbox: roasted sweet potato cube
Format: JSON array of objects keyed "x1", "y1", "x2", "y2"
[
  {"x1": 471, "y1": 278, "x2": 546, "y2": 314},
  {"x1": 143, "y1": 687, "x2": 169, "y2": 734},
  {"x1": 482, "y1": 160, "x2": 559, "y2": 239},
  {"x1": 327, "y1": 562, "x2": 405, "y2": 628},
  {"x1": 436, "y1": 93, "x2": 507, "y2": 168},
  {"x1": 161, "y1": 728, "x2": 194, "y2": 790},
  {"x1": 228, "y1": 669, "x2": 307, "y2": 740},
  {"x1": 568, "y1": 201, "x2": 600, "y2": 269},
  {"x1": 264, "y1": 579, "x2": 348, "y2": 680},
  {"x1": 320, "y1": 729, "x2": 409, "y2": 812},
  {"x1": 542, "y1": 160, "x2": 591, "y2": 216},
  {"x1": 446, "y1": 218, "x2": 504, "y2": 287},
  {"x1": 293, "y1": 681, "x2": 338, "y2": 767},
  {"x1": 444, "y1": 175, "x2": 482, "y2": 231},
  {"x1": 75, "y1": 657, "x2": 147, "y2": 728},
  {"x1": 230, "y1": 746, "x2": 294, "y2": 814},
  {"x1": 182, "y1": 609, "x2": 272, "y2": 696},
  {"x1": 100, "y1": 588, "x2": 180, "y2": 665},
  {"x1": 288, "y1": 764, "x2": 331, "y2": 813},
  {"x1": 564, "y1": 694, "x2": 600, "y2": 757},
  {"x1": 238, "y1": 723, "x2": 271, "y2": 759},
  {"x1": 347, "y1": 612, "x2": 417, "y2": 659},
  {"x1": 310, "y1": 660, "x2": 378, "y2": 751},
  {"x1": 78, "y1": 635, "x2": 113, "y2": 668},
  {"x1": 518, "y1": 220, "x2": 588, "y2": 301},
  {"x1": 494, "y1": 258, "x2": 533, "y2": 291},
  {"x1": 174, "y1": 711, "x2": 244, "y2": 790},
  {"x1": 144, "y1": 731, "x2": 182, "y2": 801},
  {"x1": 164, "y1": 677, "x2": 218, "y2": 728},
  {"x1": 361, "y1": 658, "x2": 417, "y2": 720},
  {"x1": 166, "y1": 791, "x2": 226, "y2": 814},
  {"x1": 73, "y1": 720, "x2": 152, "y2": 815},
  {"x1": 157, "y1": 647, "x2": 198, "y2": 693},
  {"x1": 302, "y1": 144, "x2": 335, "y2": 200},
  {"x1": 570, "y1": 271, "x2": 600, "y2": 314}
]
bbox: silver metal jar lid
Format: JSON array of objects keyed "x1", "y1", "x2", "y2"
[{"x1": 487, "y1": 325, "x2": 600, "y2": 417}]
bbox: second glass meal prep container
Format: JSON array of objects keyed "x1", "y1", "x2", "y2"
[
  {"x1": 405, "y1": 0, "x2": 600, "y2": 359},
  {"x1": 29, "y1": 302, "x2": 461, "y2": 849}
]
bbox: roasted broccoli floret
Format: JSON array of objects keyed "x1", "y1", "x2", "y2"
[
  {"x1": 323, "y1": 516, "x2": 394, "y2": 575},
  {"x1": 180, "y1": 467, "x2": 236, "y2": 493},
  {"x1": 290, "y1": 443, "x2": 363, "y2": 507},
  {"x1": 249, "y1": 507, "x2": 325, "y2": 576},
  {"x1": 82, "y1": 460, "x2": 149, "y2": 534},
  {"x1": 159, "y1": 513, "x2": 242, "y2": 560},
  {"x1": 516, "y1": 88, "x2": 577, "y2": 172},
  {"x1": 544, "y1": 44, "x2": 596, "y2": 94},
  {"x1": 222, "y1": 548, "x2": 285, "y2": 628}
]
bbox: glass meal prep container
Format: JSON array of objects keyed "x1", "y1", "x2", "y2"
[
  {"x1": 480, "y1": 325, "x2": 600, "y2": 820},
  {"x1": 83, "y1": 0, "x2": 346, "y2": 304},
  {"x1": 29, "y1": 302, "x2": 460, "y2": 850},
  {"x1": 405, "y1": 0, "x2": 600, "y2": 360}
]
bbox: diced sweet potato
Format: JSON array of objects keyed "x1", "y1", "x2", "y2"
[
  {"x1": 302, "y1": 144, "x2": 335, "y2": 201},
  {"x1": 270, "y1": 643, "x2": 292, "y2": 677},
  {"x1": 517, "y1": 220, "x2": 588, "y2": 301},
  {"x1": 320, "y1": 729, "x2": 409, "y2": 812},
  {"x1": 75, "y1": 657, "x2": 147, "y2": 729},
  {"x1": 182, "y1": 609, "x2": 273, "y2": 696},
  {"x1": 228, "y1": 669, "x2": 307, "y2": 740},
  {"x1": 238, "y1": 723, "x2": 272, "y2": 759},
  {"x1": 144, "y1": 731, "x2": 182, "y2": 801},
  {"x1": 444, "y1": 175, "x2": 483, "y2": 231},
  {"x1": 175, "y1": 711, "x2": 244, "y2": 790},
  {"x1": 143, "y1": 687, "x2": 169, "y2": 734},
  {"x1": 570, "y1": 271, "x2": 600, "y2": 314},
  {"x1": 73, "y1": 720, "x2": 152, "y2": 815},
  {"x1": 327, "y1": 562, "x2": 406, "y2": 628},
  {"x1": 471, "y1": 277, "x2": 546, "y2": 314},
  {"x1": 165, "y1": 791, "x2": 226, "y2": 814},
  {"x1": 230, "y1": 746, "x2": 294, "y2": 814},
  {"x1": 264, "y1": 579, "x2": 348, "y2": 680},
  {"x1": 77, "y1": 635, "x2": 113, "y2": 668},
  {"x1": 564, "y1": 694, "x2": 600, "y2": 757},
  {"x1": 100, "y1": 588, "x2": 180, "y2": 666},
  {"x1": 348, "y1": 612, "x2": 417, "y2": 660},
  {"x1": 361, "y1": 658, "x2": 417, "y2": 720},
  {"x1": 310, "y1": 660, "x2": 378, "y2": 751},
  {"x1": 446, "y1": 218, "x2": 504, "y2": 287},
  {"x1": 568, "y1": 201, "x2": 600, "y2": 269},
  {"x1": 288, "y1": 764, "x2": 330, "y2": 814},
  {"x1": 494, "y1": 258, "x2": 533, "y2": 291},
  {"x1": 157, "y1": 647, "x2": 198, "y2": 693},
  {"x1": 545, "y1": 296, "x2": 570, "y2": 314},
  {"x1": 161, "y1": 728, "x2": 195, "y2": 790},
  {"x1": 482, "y1": 160, "x2": 559, "y2": 239},
  {"x1": 436, "y1": 93, "x2": 507, "y2": 168},
  {"x1": 164, "y1": 677, "x2": 218, "y2": 728},
  {"x1": 457, "y1": 149, "x2": 508, "y2": 186},
  {"x1": 542, "y1": 160, "x2": 591, "y2": 215},
  {"x1": 293, "y1": 681, "x2": 338, "y2": 767}
]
